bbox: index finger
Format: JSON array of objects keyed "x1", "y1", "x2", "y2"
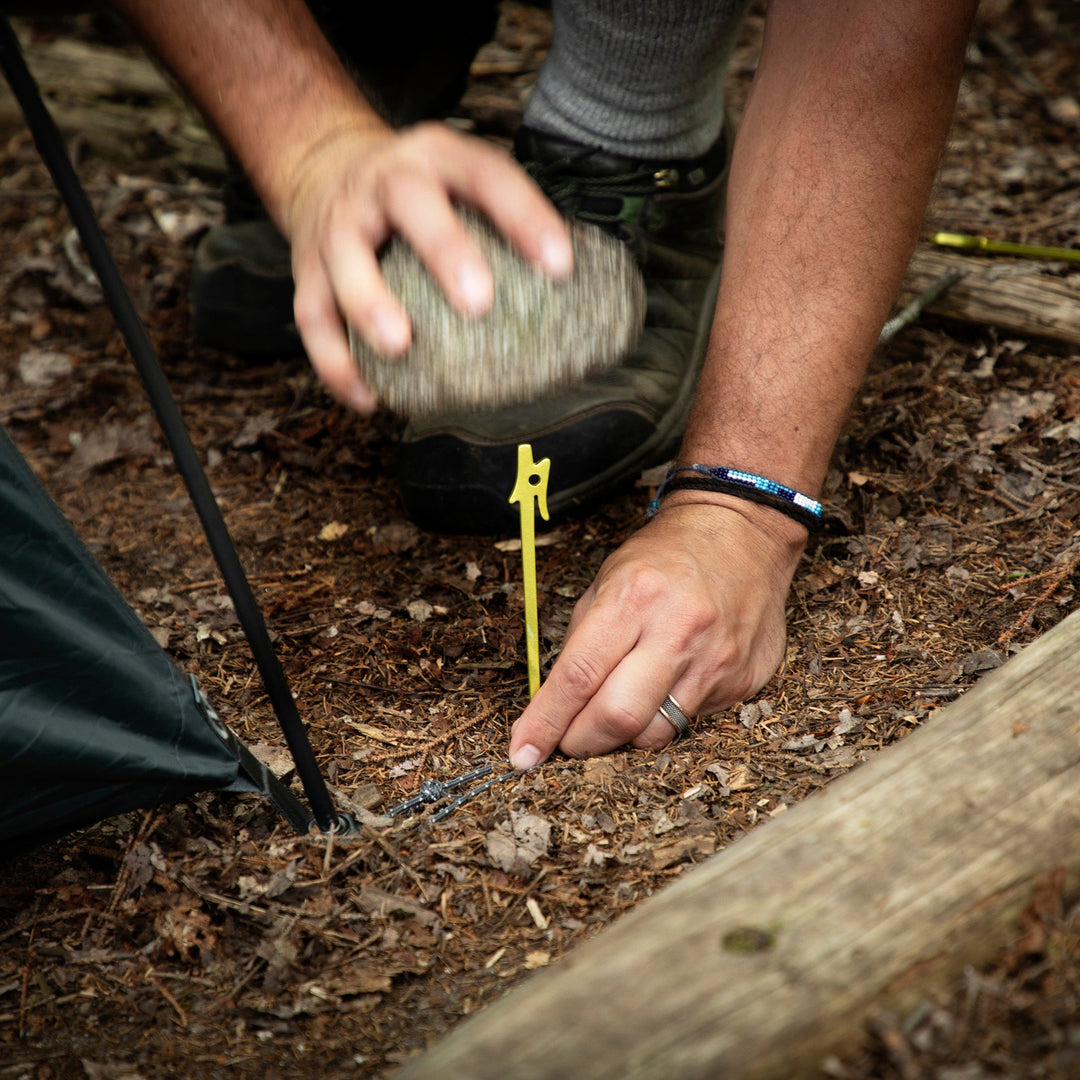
[
  {"x1": 292, "y1": 249, "x2": 379, "y2": 413},
  {"x1": 508, "y1": 607, "x2": 638, "y2": 770},
  {"x1": 416, "y1": 125, "x2": 574, "y2": 280}
]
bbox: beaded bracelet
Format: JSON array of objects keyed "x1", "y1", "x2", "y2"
[{"x1": 646, "y1": 464, "x2": 823, "y2": 531}]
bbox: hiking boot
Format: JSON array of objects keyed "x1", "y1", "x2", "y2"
[
  {"x1": 396, "y1": 122, "x2": 730, "y2": 533},
  {"x1": 190, "y1": 217, "x2": 301, "y2": 356},
  {"x1": 189, "y1": 0, "x2": 500, "y2": 356}
]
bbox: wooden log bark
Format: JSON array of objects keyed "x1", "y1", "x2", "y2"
[
  {"x1": 897, "y1": 246, "x2": 1080, "y2": 347},
  {"x1": 0, "y1": 28, "x2": 224, "y2": 174},
  {"x1": 400, "y1": 608, "x2": 1080, "y2": 1080}
]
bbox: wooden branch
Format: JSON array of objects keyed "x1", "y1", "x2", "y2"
[
  {"x1": 897, "y1": 246, "x2": 1080, "y2": 347},
  {"x1": 400, "y1": 608, "x2": 1080, "y2": 1080},
  {"x1": 9, "y1": 33, "x2": 177, "y2": 99},
  {"x1": 0, "y1": 28, "x2": 224, "y2": 174}
]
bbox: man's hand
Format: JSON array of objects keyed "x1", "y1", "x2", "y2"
[
  {"x1": 508, "y1": 500, "x2": 807, "y2": 769},
  {"x1": 110, "y1": 0, "x2": 572, "y2": 413},
  {"x1": 282, "y1": 122, "x2": 572, "y2": 413},
  {"x1": 507, "y1": 0, "x2": 977, "y2": 769}
]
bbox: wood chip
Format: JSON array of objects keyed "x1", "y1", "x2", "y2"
[{"x1": 525, "y1": 896, "x2": 548, "y2": 930}]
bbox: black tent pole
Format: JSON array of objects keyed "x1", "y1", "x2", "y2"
[{"x1": 0, "y1": 16, "x2": 345, "y2": 834}]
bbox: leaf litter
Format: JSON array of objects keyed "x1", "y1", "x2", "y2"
[{"x1": 1, "y1": 3, "x2": 1080, "y2": 1079}]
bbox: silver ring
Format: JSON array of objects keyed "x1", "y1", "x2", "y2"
[{"x1": 658, "y1": 694, "x2": 692, "y2": 736}]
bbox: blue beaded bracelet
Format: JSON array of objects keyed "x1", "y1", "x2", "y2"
[{"x1": 647, "y1": 464, "x2": 823, "y2": 531}]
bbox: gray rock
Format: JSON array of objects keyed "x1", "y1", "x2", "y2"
[{"x1": 350, "y1": 210, "x2": 645, "y2": 415}]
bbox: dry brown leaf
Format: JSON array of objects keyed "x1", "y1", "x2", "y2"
[
  {"x1": 651, "y1": 834, "x2": 716, "y2": 870},
  {"x1": 319, "y1": 520, "x2": 349, "y2": 542},
  {"x1": 371, "y1": 519, "x2": 420, "y2": 553},
  {"x1": 248, "y1": 741, "x2": 296, "y2": 779},
  {"x1": 18, "y1": 347, "x2": 74, "y2": 386},
  {"x1": 407, "y1": 598, "x2": 434, "y2": 622},
  {"x1": 63, "y1": 422, "x2": 156, "y2": 477},
  {"x1": 726, "y1": 764, "x2": 757, "y2": 791},
  {"x1": 581, "y1": 758, "x2": 617, "y2": 785},
  {"x1": 977, "y1": 388, "x2": 1056, "y2": 446},
  {"x1": 358, "y1": 888, "x2": 438, "y2": 927},
  {"x1": 486, "y1": 811, "x2": 551, "y2": 876}
]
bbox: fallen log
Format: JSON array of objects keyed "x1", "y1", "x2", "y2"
[
  {"x1": 400, "y1": 607, "x2": 1080, "y2": 1080},
  {"x1": 0, "y1": 27, "x2": 224, "y2": 174},
  {"x1": 897, "y1": 245, "x2": 1080, "y2": 347}
]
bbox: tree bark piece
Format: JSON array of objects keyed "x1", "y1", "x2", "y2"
[
  {"x1": 897, "y1": 245, "x2": 1080, "y2": 346},
  {"x1": 400, "y1": 608, "x2": 1080, "y2": 1080},
  {"x1": 0, "y1": 27, "x2": 224, "y2": 174}
]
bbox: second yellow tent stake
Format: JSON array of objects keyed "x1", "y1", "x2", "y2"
[{"x1": 508, "y1": 443, "x2": 551, "y2": 699}]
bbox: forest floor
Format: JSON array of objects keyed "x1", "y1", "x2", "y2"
[{"x1": 1, "y1": 3, "x2": 1079, "y2": 1078}]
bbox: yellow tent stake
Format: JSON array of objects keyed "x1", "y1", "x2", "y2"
[
  {"x1": 508, "y1": 444, "x2": 550, "y2": 699},
  {"x1": 932, "y1": 231, "x2": 1080, "y2": 263}
]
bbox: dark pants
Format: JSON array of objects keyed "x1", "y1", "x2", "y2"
[
  {"x1": 4, "y1": 0, "x2": 500, "y2": 126},
  {"x1": 309, "y1": 0, "x2": 501, "y2": 127}
]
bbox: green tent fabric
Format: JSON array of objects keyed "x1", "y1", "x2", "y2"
[
  {"x1": 0, "y1": 15, "x2": 331, "y2": 856},
  {"x1": 0, "y1": 423, "x2": 307, "y2": 855}
]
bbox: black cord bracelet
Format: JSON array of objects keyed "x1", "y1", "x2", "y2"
[{"x1": 647, "y1": 465, "x2": 823, "y2": 532}]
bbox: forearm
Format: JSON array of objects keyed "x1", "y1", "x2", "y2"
[
  {"x1": 109, "y1": 0, "x2": 386, "y2": 230},
  {"x1": 684, "y1": 0, "x2": 977, "y2": 498}
]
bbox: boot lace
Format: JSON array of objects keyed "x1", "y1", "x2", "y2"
[{"x1": 523, "y1": 151, "x2": 664, "y2": 230}]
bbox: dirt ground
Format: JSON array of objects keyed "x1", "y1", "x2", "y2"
[{"x1": 2, "y1": 3, "x2": 1080, "y2": 1078}]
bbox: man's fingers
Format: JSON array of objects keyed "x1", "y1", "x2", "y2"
[
  {"x1": 509, "y1": 619, "x2": 636, "y2": 770},
  {"x1": 510, "y1": 634, "x2": 697, "y2": 765},
  {"x1": 292, "y1": 256, "x2": 377, "y2": 413},
  {"x1": 631, "y1": 694, "x2": 696, "y2": 750},
  {"x1": 318, "y1": 220, "x2": 413, "y2": 356},
  {"x1": 557, "y1": 649, "x2": 689, "y2": 758},
  {"x1": 631, "y1": 713, "x2": 680, "y2": 751},
  {"x1": 450, "y1": 145, "x2": 573, "y2": 279},
  {"x1": 285, "y1": 122, "x2": 576, "y2": 390},
  {"x1": 382, "y1": 172, "x2": 494, "y2": 317},
  {"x1": 405, "y1": 123, "x2": 573, "y2": 280}
]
